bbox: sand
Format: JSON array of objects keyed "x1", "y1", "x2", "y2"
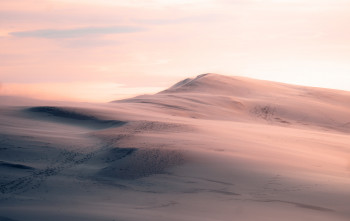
[{"x1": 1, "y1": 73, "x2": 350, "y2": 221}]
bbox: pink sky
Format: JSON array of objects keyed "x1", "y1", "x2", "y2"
[{"x1": 1, "y1": 0, "x2": 350, "y2": 102}]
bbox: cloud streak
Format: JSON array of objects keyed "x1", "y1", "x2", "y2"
[{"x1": 10, "y1": 26, "x2": 146, "y2": 38}]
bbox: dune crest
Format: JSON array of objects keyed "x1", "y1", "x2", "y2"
[{"x1": 25, "y1": 106, "x2": 126, "y2": 129}]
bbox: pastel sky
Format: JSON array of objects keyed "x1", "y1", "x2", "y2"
[{"x1": 1, "y1": 0, "x2": 350, "y2": 102}]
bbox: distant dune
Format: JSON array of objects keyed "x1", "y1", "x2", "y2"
[
  {"x1": 118, "y1": 73, "x2": 350, "y2": 132},
  {"x1": 1, "y1": 74, "x2": 350, "y2": 221}
]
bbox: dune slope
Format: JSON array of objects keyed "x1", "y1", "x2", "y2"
[{"x1": 1, "y1": 74, "x2": 350, "y2": 221}]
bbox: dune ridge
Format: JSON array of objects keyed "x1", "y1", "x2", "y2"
[{"x1": 25, "y1": 106, "x2": 126, "y2": 129}]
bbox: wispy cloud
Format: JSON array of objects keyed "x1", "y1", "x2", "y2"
[{"x1": 10, "y1": 26, "x2": 146, "y2": 38}]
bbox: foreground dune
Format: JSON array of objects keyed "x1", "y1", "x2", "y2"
[{"x1": 1, "y1": 74, "x2": 350, "y2": 221}]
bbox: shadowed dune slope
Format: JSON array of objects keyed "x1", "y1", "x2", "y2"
[
  {"x1": 25, "y1": 106, "x2": 126, "y2": 129},
  {"x1": 97, "y1": 148, "x2": 186, "y2": 180}
]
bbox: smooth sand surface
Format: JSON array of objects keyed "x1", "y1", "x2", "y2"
[{"x1": 1, "y1": 74, "x2": 350, "y2": 221}]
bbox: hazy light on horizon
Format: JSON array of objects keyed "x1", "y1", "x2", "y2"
[{"x1": 1, "y1": 0, "x2": 350, "y2": 101}]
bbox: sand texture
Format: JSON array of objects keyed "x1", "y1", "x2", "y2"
[{"x1": 1, "y1": 74, "x2": 350, "y2": 221}]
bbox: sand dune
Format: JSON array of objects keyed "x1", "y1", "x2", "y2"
[
  {"x1": 1, "y1": 74, "x2": 350, "y2": 221},
  {"x1": 119, "y1": 73, "x2": 350, "y2": 132},
  {"x1": 26, "y1": 106, "x2": 126, "y2": 129}
]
